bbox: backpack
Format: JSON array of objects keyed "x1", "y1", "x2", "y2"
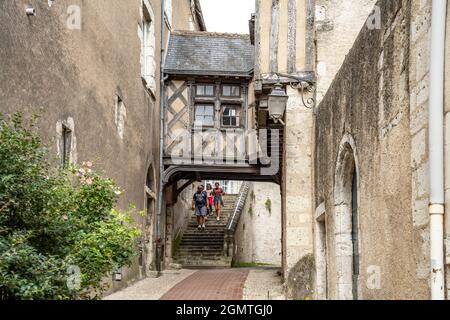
[{"x1": 194, "y1": 191, "x2": 207, "y2": 207}]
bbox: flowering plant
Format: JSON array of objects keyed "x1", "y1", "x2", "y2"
[{"x1": 0, "y1": 113, "x2": 141, "y2": 300}]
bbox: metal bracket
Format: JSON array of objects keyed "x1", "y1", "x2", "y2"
[
  {"x1": 267, "y1": 73, "x2": 316, "y2": 109},
  {"x1": 288, "y1": 80, "x2": 315, "y2": 110}
]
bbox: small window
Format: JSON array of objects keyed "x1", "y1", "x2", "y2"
[
  {"x1": 194, "y1": 104, "x2": 215, "y2": 127},
  {"x1": 222, "y1": 105, "x2": 241, "y2": 127},
  {"x1": 141, "y1": 2, "x2": 156, "y2": 92},
  {"x1": 196, "y1": 84, "x2": 215, "y2": 97},
  {"x1": 222, "y1": 85, "x2": 240, "y2": 97},
  {"x1": 62, "y1": 125, "x2": 72, "y2": 168}
]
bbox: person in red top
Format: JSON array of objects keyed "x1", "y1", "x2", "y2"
[
  {"x1": 213, "y1": 182, "x2": 225, "y2": 221},
  {"x1": 206, "y1": 183, "x2": 214, "y2": 217}
]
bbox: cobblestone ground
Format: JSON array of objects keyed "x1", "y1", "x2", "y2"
[{"x1": 103, "y1": 268, "x2": 285, "y2": 300}]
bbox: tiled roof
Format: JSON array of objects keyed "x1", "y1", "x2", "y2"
[{"x1": 164, "y1": 31, "x2": 254, "y2": 77}]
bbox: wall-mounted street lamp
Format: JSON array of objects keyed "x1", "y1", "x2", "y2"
[
  {"x1": 266, "y1": 74, "x2": 315, "y2": 125},
  {"x1": 268, "y1": 83, "x2": 288, "y2": 125}
]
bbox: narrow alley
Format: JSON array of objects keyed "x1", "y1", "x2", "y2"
[{"x1": 2, "y1": 0, "x2": 450, "y2": 303}]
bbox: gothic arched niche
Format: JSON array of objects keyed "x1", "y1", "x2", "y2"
[{"x1": 333, "y1": 134, "x2": 360, "y2": 300}]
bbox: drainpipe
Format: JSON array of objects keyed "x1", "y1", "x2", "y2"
[
  {"x1": 156, "y1": 0, "x2": 167, "y2": 273},
  {"x1": 429, "y1": 0, "x2": 447, "y2": 301}
]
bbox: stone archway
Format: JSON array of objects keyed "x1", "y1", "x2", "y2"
[{"x1": 333, "y1": 134, "x2": 360, "y2": 300}]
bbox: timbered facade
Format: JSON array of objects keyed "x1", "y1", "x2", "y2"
[
  {"x1": 163, "y1": 31, "x2": 280, "y2": 185},
  {"x1": 164, "y1": 79, "x2": 249, "y2": 160}
]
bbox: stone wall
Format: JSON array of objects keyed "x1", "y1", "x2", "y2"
[
  {"x1": 282, "y1": 86, "x2": 314, "y2": 284},
  {"x1": 315, "y1": 0, "x2": 378, "y2": 104},
  {"x1": 171, "y1": 181, "x2": 199, "y2": 261},
  {"x1": 0, "y1": 0, "x2": 197, "y2": 293},
  {"x1": 314, "y1": 0, "x2": 430, "y2": 299},
  {"x1": 234, "y1": 183, "x2": 282, "y2": 266}
]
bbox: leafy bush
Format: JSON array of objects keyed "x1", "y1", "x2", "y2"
[{"x1": 0, "y1": 114, "x2": 141, "y2": 300}]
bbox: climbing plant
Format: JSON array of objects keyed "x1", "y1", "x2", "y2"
[
  {"x1": 0, "y1": 113, "x2": 141, "y2": 300},
  {"x1": 265, "y1": 198, "x2": 272, "y2": 215}
]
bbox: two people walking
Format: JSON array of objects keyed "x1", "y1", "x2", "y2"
[{"x1": 192, "y1": 183, "x2": 225, "y2": 230}]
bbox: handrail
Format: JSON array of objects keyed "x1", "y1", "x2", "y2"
[{"x1": 227, "y1": 182, "x2": 249, "y2": 231}]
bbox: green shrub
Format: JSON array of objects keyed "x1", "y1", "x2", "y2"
[{"x1": 0, "y1": 113, "x2": 141, "y2": 300}]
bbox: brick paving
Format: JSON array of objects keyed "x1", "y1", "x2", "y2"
[
  {"x1": 103, "y1": 269, "x2": 197, "y2": 300},
  {"x1": 160, "y1": 269, "x2": 250, "y2": 300}
]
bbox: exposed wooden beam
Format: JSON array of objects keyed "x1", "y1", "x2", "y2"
[
  {"x1": 305, "y1": 0, "x2": 315, "y2": 71},
  {"x1": 287, "y1": 0, "x2": 297, "y2": 73},
  {"x1": 269, "y1": 0, "x2": 280, "y2": 73},
  {"x1": 254, "y1": 1, "x2": 261, "y2": 77}
]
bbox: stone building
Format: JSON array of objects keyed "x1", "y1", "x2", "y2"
[
  {"x1": 251, "y1": 0, "x2": 316, "y2": 288},
  {"x1": 253, "y1": 0, "x2": 450, "y2": 300},
  {"x1": 311, "y1": 0, "x2": 450, "y2": 300},
  {"x1": 0, "y1": 0, "x2": 205, "y2": 292}
]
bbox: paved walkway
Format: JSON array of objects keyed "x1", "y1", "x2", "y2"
[
  {"x1": 243, "y1": 268, "x2": 285, "y2": 300},
  {"x1": 161, "y1": 269, "x2": 249, "y2": 300},
  {"x1": 103, "y1": 269, "x2": 196, "y2": 300},
  {"x1": 104, "y1": 268, "x2": 285, "y2": 300}
]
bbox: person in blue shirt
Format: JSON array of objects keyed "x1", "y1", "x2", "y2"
[{"x1": 192, "y1": 185, "x2": 209, "y2": 230}]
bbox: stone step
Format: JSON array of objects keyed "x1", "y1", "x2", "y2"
[
  {"x1": 181, "y1": 239, "x2": 224, "y2": 242},
  {"x1": 183, "y1": 231, "x2": 225, "y2": 235},
  {"x1": 187, "y1": 221, "x2": 228, "y2": 225},
  {"x1": 178, "y1": 246, "x2": 223, "y2": 255},
  {"x1": 176, "y1": 253, "x2": 223, "y2": 257},
  {"x1": 180, "y1": 239, "x2": 224, "y2": 244},
  {"x1": 178, "y1": 246, "x2": 223, "y2": 253},
  {"x1": 180, "y1": 238, "x2": 223, "y2": 241},
  {"x1": 180, "y1": 238, "x2": 224, "y2": 242},
  {"x1": 186, "y1": 226, "x2": 227, "y2": 230},
  {"x1": 183, "y1": 230, "x2": 225, "y2": 234},
  {"x1": 182, "y1": 236, "x2": 224, "y2": 240},
  {"x1": 181, "y1": 239, "x2": 224, "y2": 243},
  {"x1": 185, "y1": 230, "x2": 226, "y2": 232},
  {"x1": 178, "y1": 245, "x2": 223, "y2": 249},
  {"x1": 173, "y1": 194, "x2": 239, "y2": 268},
  {"x1": 175, "y1": 258, "x2": 232, "y2": 268},
  {"x1": 175, "y1": 254, "x2": 225, "y2": 260}
]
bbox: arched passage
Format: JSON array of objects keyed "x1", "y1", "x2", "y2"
[{"x1": 334, "y1": 134, "x2": 360, "y2": 300}]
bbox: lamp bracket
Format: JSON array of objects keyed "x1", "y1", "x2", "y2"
[
  {"x1": 289, "y1": 80, "x2": 315, "y2": 109},
  {"x1": 273, "y1": 73, "x2": 315, "y2": 109}
]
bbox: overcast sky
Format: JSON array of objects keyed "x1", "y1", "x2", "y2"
[{"x1": 200, "y1": 0, "x2": 255, "y2": 34}]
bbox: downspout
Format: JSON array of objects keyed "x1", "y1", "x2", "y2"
[
  {"x1": 156, "y1": 0, "x2": 167, "y2": 273},
  {"x1": 429, "y1": 0, "x2": 447, "y2": 300}
]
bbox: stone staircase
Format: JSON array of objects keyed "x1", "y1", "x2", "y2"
[{"x1": 173, "y1": 194, "x2": 239, "y2": 269}]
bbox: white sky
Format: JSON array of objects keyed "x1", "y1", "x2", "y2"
[{"x1": 200, "y1": 0, "x2": 255, "y2": 34}]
